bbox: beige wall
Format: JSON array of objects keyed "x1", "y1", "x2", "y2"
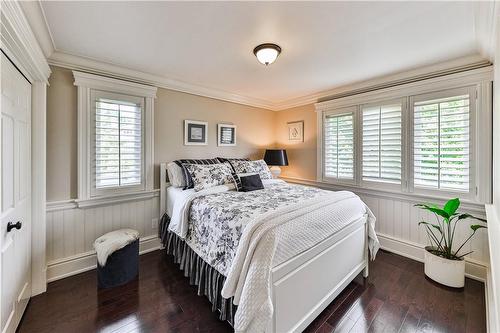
[
  {"x1": 46, "y1": 66, "x2": 276, "y2": 201},
  {"x1": 47, "y1": 66, "x2": 78, "y2": 201},
  {"x1": 274, "y1": 104, "x2": 317, "y2": 181},
  {"x1": 153, "y1": 87, "x2": 275, "y2": 188}
]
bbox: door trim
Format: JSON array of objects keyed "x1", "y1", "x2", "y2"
[{"x1": 1, "y1": 1, "x2": 51, "y2": 298}]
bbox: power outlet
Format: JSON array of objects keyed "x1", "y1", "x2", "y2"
[{"x1": 152, "y1": 218, "x2": 159, "y2": 229}]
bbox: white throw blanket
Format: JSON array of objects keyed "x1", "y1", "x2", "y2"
[
  {"x1": 221, "y1": 192, "x2": 379, "y2": 333},
  {"x1": 93, "y1": 229, "x2": 139, "y2": 266}
]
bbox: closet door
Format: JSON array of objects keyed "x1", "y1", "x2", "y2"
[{"x1": 1, "y1": 52, "x2": 32, "y2": 333}]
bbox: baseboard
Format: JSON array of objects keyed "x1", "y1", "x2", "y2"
[
  {"x1": 47, "y1": 235, "x2": 162, "y2": 282},
  {"x1": 377, "y1": 233, "x2": 487, "y2": 282}
]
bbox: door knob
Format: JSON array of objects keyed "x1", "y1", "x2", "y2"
[{"x1": 7, "y1": 221, "x2": 22, "y2": 232}]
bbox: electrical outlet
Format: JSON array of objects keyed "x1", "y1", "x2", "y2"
[{"x1": 152, "y1": 218, "x2": 159, "y2": 229}]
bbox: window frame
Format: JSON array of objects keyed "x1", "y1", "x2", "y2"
[
  {"x1": 315, "y1": 68, "x2": 492, "y2": 204},
  {"x1": 321, "y1": 106, "x2": 358, "y2": 186},
  {"x1": 359, "y1": 97, "x2": 407, "y2": 192},
  {"x1": 74, "y1": 71, "x2": 157, "y2": 202},
  {"x1": 408, "y1": 86, "x2": 476, "y2": 200},
  {"x1": 90, "y1": 90, "x2": 146, "y2": 198}
]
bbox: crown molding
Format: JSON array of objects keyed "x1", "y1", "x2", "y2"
[
  {"x1": 49, "y1": 51, "x2": 491, "y2": 113},
  {"x1": 48, "y1": 51, "x2": 279, "y2": 111},
  {"x1": 0, "y1": 0, "x2": 51, "y2": 82},
  {"x1": 18, "y1": 0, "x2": 55, "y2": 58},
  {"x1": 272, "y1": 54, "x2": 491, "y2": 111}
]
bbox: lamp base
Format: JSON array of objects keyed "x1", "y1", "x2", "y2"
[{"x1": 269, "y1": 166, "x2": 281, "y2": 179}]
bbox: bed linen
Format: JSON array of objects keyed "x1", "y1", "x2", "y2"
[{"x1": 168, "y1": 179, "x2": 379, "y2": 332}]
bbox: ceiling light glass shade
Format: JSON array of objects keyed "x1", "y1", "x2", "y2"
[{"x1": 253, "y1": 43, "x2": 281, "y2": 66}]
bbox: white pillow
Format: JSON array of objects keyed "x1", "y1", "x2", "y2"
[
  {"x1": 184, "y1": 163, "x2": 235, "y2": 192},
  {"x1": 167, "y1": 162, "x2": 186, "y2": 188}
]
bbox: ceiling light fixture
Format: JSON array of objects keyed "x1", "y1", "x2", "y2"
[{"x1": 253, "y1": 43, "x2": 281, "y2": 66}]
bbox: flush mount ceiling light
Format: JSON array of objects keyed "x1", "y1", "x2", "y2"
[{"x1": 253, "y1": 43, "x2": 281, "y2": 66}]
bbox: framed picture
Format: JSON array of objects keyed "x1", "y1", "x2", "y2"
[
  {"x1": 287, "y1": 120, "x2": 304, "y2": 142},
  {"x1": 184, "y1": 120, "x2": 208, "y2": 145},
  {"x1": 217, "y1": 124, "x2": 237, "y2": 146}
]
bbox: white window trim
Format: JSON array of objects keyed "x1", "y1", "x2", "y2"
[
  {"x1": 321, "y1": 106, "x2": 358, "y2": 185},
  {"x1": 316, "y1": 67, "x2": 493, "y2": 204},
  {"x1": 408, "y1": 86, "x2": 476, "y2": 200},
  {"x1": 74, "y1": 71, "x2": 157, "y2": 201},
  {"x1": 359, "y1": 97, "x2": 407, "y2": 192}
]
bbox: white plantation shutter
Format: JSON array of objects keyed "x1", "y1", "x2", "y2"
[
  {"x1": 94, "y1": 96, "x2": 143, "y2": 189},
  {"x1": 362, "y1": 102, "x2": 402, "y2": 183},
  {"x1": 413, "y1": 93, "x2": 470, "y2": 192},
  {"x1": 324, "y1": 112, "x2": 354, "y2": 180}
]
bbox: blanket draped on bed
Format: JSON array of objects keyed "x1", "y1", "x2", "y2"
[
  {"x1": 220, "y1": 191, "x2": 378, "y2": 333},
  {"x1": 164, "y1": 180, "x2": 379, "y2": 333}
]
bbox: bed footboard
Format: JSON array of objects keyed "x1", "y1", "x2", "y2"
[{"x1": 268, "y1": 217, "x2": 368, "y2": 333}]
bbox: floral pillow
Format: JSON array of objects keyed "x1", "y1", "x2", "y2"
[
  {"x1": 184, "y1": 163, "x2": 235, "y2": 192},
  {"x1": 228, "y1": 159, "x2": 273, "y2": 180}
]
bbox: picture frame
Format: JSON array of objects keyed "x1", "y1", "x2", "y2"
[
  {"x1": 217, "y1": 123, "x2": 237, "y2": 146},
  {"x1": 184, "y1": 120, "x2": 208, "y2": 145},
  {"x1": 287, "y1": 120, "x2": 304, "y2": 142}
]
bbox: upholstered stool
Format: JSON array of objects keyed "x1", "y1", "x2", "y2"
[{"x1": 94, "y1": 229, "x2": 139, "y2": 289}]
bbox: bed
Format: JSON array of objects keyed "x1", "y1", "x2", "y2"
[{"x1": 159, "y1": 162, "x2": 379, "y2": 333}]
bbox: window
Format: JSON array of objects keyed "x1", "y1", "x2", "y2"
[
  {"x1": 323, "y1": 109, "x2": 355, "y2": 181},
  {"x1": 362, "y1": 101, "x2": 402, "y2": 184},
  {"x1": 316, "y1": 71, "x2": 492, "y2": 203},
  {"x1": 92, "y1": 92, "x2": 144, "y2": 192},
  {"x1": 412, "y1": 89, "x2": 472, "y2": 192},
  {"x1": 74, "y1": 71, "x2": 156, "y2": 201}
]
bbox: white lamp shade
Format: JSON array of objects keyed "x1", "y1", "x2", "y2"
[{"x1": 255, "y1": 48, "x2": 279, "y2": 65}]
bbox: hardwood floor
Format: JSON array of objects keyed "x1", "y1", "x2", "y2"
[{"x1": 18, "y1": 250, "x2": 486, "y2": 333}]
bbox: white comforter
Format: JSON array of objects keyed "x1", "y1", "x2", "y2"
[{"x1": 168, "y1": 180, "x2": 379, "y2": 332}]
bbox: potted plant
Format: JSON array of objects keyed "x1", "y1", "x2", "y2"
[{"x1": 415, "y1": 198, "x2": 486, "y2": 288}]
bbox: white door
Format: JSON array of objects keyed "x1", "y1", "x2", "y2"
[{"x1": 1, "y1": 52, "x2": 32, "y2": 333}]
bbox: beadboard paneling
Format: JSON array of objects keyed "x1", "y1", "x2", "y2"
[
  {"x1": 46, "y1": 195, "x2": 160, "y2": 280},
  {"x1": 358, "y1": 193, "x2": 489, "y2": 268}
]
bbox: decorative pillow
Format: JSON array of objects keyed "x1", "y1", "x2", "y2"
[
  {"x1": 239, "y1": 174, "x2": 264, "y2": 192},
  {"x1": 166, "y1": 162, "x2": 185, "y2": 188},
  {"x1": 217, "y1": 157, "x2": 250, "y2": 172},
  {"x1": 184, "y1": 163, "x2": 235, "y2": 192},
  {"x1": 228, "y1": 159, "x2": 273, "y2": 180},
  {"x1": 173, "y1": 158, "x2": 220, "y2": 190}
]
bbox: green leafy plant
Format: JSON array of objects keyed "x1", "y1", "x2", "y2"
[{"x1": 415, "y1": 198, "x2": 486, "y2": 260}]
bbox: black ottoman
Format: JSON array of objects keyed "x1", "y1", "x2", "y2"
[{"x1": 97, "y1": 239, "x2": 139, "y2": 289}]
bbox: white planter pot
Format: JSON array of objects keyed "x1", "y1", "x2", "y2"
[{"x1": 424, "y1": 247, "x2": 465, "y2": 288}]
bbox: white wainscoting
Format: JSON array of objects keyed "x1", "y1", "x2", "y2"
[
  {"x1": 46, "y1": 193, "x2": 161, "y2": 282},
  {"x1": 282, "y1": 177, "x2": 489, "y2": 281}
]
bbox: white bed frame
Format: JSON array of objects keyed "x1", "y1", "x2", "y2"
[{"x1": 160, "y1": 163, "x2": 369, "y2": 333}]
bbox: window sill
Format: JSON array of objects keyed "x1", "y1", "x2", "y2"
[{"x1": 280, "y1": 176, "x2": 486, "y2": 214}]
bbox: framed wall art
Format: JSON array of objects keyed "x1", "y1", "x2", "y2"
[
  {"x1": 287, "y1": 120, "x2": 304, "y2": 142},
  {"x1": 184, "y1": 120, "x2": 208, "y2": 145},
  {"x1": 217, "y1": 123, "x2": 236, "y2": 146}
]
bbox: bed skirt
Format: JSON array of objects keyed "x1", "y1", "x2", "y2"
[{"x1": 159, "y1": 213, "x2": 237, "y2": 325}]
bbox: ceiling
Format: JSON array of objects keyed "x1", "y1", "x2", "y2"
[{"x1": 38, "y1": 1, "x2": 494, "y2": 109}]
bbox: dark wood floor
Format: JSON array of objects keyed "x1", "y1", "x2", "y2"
[{"x1": 18, "y1": 250, "x2": 486, "y2": 333}]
